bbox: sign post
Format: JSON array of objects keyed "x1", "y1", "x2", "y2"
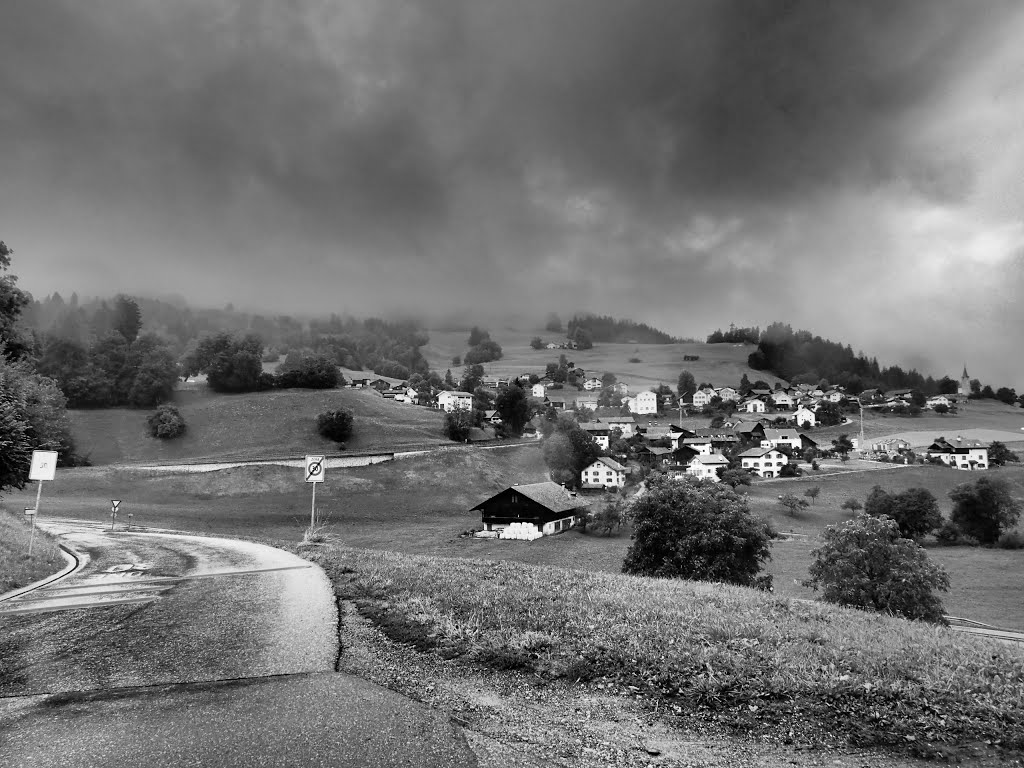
[
  {"x1": 111, "y1": 499, "x2": 121, "y2": 531},
  {"x1": 27, "y1": 451, "x2": 58, "y2": 555},
  {"x1": 304, "y1": 455, "x2": 325, "y2": 529}
]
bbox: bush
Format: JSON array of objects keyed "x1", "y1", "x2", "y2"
[
  {"x1": 805, "y1": 514, "x2": 949, "y2": 624},
  {"x1": 996, "y1": 531, "x2": 1024, "y2": 550},
  {"x1": 317, "y1": 409, "x2": 354, "y2": 443},
  {"x1": 146, "y1": 405, "x2": 186, "y2": 439},
  {"x1": 949, "y1": 476, "x2": 1022, "y2": 545},
  {"x1": 443, "y1": 407, "x2": 473, "y2": 442},
  {"x1": 622, "y1": 474, "x2": 774, "y2": 589},
  {"x1": 276, "y1": 355, "x2": 342, "y2": 389}
]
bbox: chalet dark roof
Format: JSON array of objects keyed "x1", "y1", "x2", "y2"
[
  {"x1": 737, "y1": 446, "x2": 781, "y2": 458},
  {"x1": 579, "y1": 422, "x2": 611, "y2": 434},
  {"x1": 647, "y1": 447, "x2": 674, "y2": 456},
  {"x1": 510, "y1": 482, "x2": 590, "y2": 513},
  {"x1": 691, "y1": 454, "x2": 729, "y2": 465}
]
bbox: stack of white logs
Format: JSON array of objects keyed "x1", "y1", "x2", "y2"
[{"x1": 499, "y1": 522, "x2": 541, "y2": 541}]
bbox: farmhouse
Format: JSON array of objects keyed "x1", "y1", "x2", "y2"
[
  {"x1": 692, "y1": 387, "x2": 717, "y2": 408},
  {"x1": 472, "y1": 482, "x2": 590, "y2": 538},
  {"x1": 575, "y1": 393, "x2": 601, "y2": 411},
  {"x1": 686, "y1": 453, "x2": 729, "y2": 482},
  {"x1": 793, "y1": 406, "x2": 816, "y2": 427},
  {"x1": 871, "y1": 437, "x2": 911, "y2": 453},
  {"x1": 531, "y1": 383, "x2": 546, "y2": 398},
  {"x1": 927, "y1": 395, "x2": 952, "y2": 409},
  {"x1": 437, "y1": 390, "x2": 473, "y2": 412},
  {"x1": 483, "y1": 410, "x2": 502, "y2": 425},
  {"x1": 579, "y1": 422, "x2": 611, "y2": 449},
  {"x1": 582, "y1": 377, "x2": 603, "y2": 391},
  {"x1": 599, "y1": 415, "x2": 639, "y2": 438},
  {"x1": 736, "y1": 446, "x2": 789, "y2": 478},
  {"x1": 740, "y1": 398, "x2": 766, "y2": 413},
  {"x1": 771, "y1": 391, "x2": 795, "y2": 408},
  {"x1": 581, "y1": 457, "x2": 628, "y2": 488},
  {"x1": 717, "y1": 386, "x2": 740, "y2": 402},
  {"x1": 927, "y1": 436, "x2": 989, "y2": 470},
  {"x1": 761, "y1": 429, "x2": 803, "y2": 452}
]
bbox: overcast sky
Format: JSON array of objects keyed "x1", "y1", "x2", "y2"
[{"x1": 2, "y1": 1, "x2": 1023, "y2": 386}]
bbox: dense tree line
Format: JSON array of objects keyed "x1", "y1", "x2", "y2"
[
  {"x1": 24, "y1": 295, "x2": 432, "y2": 381},
  {"x1": 706, "y1": 324, "x2": 760, "y2": 344},
  {"x1": 567, "y1": 314, "x2": 678, "y2": 345}
]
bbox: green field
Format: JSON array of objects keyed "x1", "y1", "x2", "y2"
[
  {"x1": 11, "y1": 444, "x2": 1024, "y2": 629},
  {"x1": 0, "y1": 510, "x2": 65, "y2": 595},
  {"x1": 69, "y1": 387, "x2": 450, "y2": 465},
  {"x1": 424, "y1": 330, "x2": 786, "y2": 392}
]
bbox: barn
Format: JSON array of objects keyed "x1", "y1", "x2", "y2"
[{"x1": 471, "y1": 482, "x2": 590, "y2": 539}]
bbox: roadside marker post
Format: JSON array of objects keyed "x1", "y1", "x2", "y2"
[
  {"x1": 304, "y1": 455, "x2": 325, "y2": 529},
  {"x1": 27, "y1": 451, "x2": 58, "y2": 556}
]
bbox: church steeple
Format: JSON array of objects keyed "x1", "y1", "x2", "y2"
[{"x1": 959, "y1": 364, "x2": 970, "y2": 398}]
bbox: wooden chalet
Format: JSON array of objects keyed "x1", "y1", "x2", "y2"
[{"x1": 471, "y1": 482, "x2": 590, "y2": 536}]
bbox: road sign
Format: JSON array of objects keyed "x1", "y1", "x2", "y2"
[
  {"x1": 24, "y1": 508, "x2": 36, "y2": 516},
  {"x1": 112, "y1": 500, "x2": 121, "y2": 512},
  {"x1": 29, "y1": 451, "x2": 58, "y2": 482},
  {"x1": 304, "y1": 455, "x2": 325, "y2": 483}
]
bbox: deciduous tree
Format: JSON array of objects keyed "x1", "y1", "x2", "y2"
[
  {"x1": 805, "y1": 514, "x2": 949, "y2": 623},
  {"x1": 949, "y1": 477, "x2": 1021, "y2": 545},
  {"x1": 622, "y1": 474, "x2": 774, "y2": 588}
]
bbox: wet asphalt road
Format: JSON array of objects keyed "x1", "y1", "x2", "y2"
[{"x1": 0, "y1": 519, "x2": 476, "y2": 767}]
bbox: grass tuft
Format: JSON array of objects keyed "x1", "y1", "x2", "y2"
[{"x1": 0, "y1": 508, "x2": 65, "y2": 594}]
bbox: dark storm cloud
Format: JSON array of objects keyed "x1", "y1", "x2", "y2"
[
  {"x1": 2, "y1": 0, "x2": 1006, "y2": 245},
  {"x1": 3, "y1": 1, "x2": 1023, "y2": 384}
]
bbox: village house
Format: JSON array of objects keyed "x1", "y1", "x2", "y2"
[
  {"x1": 531, "y1": 383, "x2": 546, "y2": 398},
  {"x1": 635, "y1": 445, "x2": 674, "y2": 468},
  {"x1": 437, "y1": 390, "x2": 473, "y2": 412},
  {"x1": 543, "y1": 391, "x2": 577, "y2": 410},
  {"x1": 627, "y1": 390, "x2": 658, "y2": 415},
  {"x1": 483, "y1": 410, "x2": 503, "y2": 425},
  {"x1": 582, "y1": 377, "x2": 603, "y2": 391},
  {"x1": 858, "y1": 388, "x2": 881, "y2": 402},
  {"x1": 692, "y1": 387, "x2": 717, "y2": 408},
  {"x1": 686, "y1": 453, "x2": 730, "y2": 482},
  {"x1": 884, "y1": 388, "x2": 915, "y2": 402},
  {"x1": 761, "y1": 428, "x2": 803, "y2": 452},
  {"x1": 581, "y1": 457, "x2": 628, "y2": 488},
  {"x1": 575, "y1": 393, "x2": 601, "y2": 411},
  {"x1": 927, "y1": 436, "x2": 989, "y2": 470},
  {"x1": 927, "y1": 395, "x2": 952, "y2": 409},
  {"x1": 675, "y1": 436, "x2": 713, "y2": 455},
  {"x1": 740, "y1": 398, "x2": 766, "y2": 414},
  {"x1": 471, "y1": 482, "x2": 590, "y2": 539},
  {"x1": 599, "y1": 415, "x2": 638, "y2": 438},
  {"x1": 348, "y1": 377, "x2": 370, "y2": 388},
  {"x1": 771, "y1": 391, "x2": 795, "y2": 408},
  {"x1": 824, "y1": 390, "x2": 845, "y2": 403},
  {"x1": 793, "y1": 406, "x2": 816, "y2": 427},
  {"x1": 579, "y1": 422, "x2": 611, "y2": 449},
  {"x1": 369, "y1": 378, "x2": 392, "y2": 392},
  {"x1": 737, "y1": 446, "x2": 789, "y2": 478},
  {"x1": 730, "y1": 421, "x2": 767, "y2": 442},
  {"x1": 717, "y1": 386, "x2": 740, "y2": 402},
  {"x1": 872, "y1": 437, "x2": 911, "y2": 453},
  {"x1": 612, "y1": 382, "x2": 630, "y2": 395}
]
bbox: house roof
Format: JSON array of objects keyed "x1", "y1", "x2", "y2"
[
  {"x1": 691, "y1": 454, "x2": 729, "y2": 465},
  {"x1": 471, "y1": 482, "x2": 590, "y2": 514},
  {"x1": 579, "y1": 422, "x2": 611, "y2": 434},
  {"x1": 737, "y1": 446, "x2": 781, "y2": 458},
  {"x1": 647, "y1": 447, "x2": 674, "y2": 456},
  {"x1": 763, "y1": 429, "x2": 799, "y2": 440},
  {"x1": 593, "y1": 456, "x2": 627, "y2": 471},
  {"x1": 730, "y1": 421, "x2": 765, "y2": 434}
]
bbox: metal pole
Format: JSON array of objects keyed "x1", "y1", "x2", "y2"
[
  {"x1": 34, "y1": 480, "x2": 42, "y2": 518},
  {"x1": 28, "y1": 481, "x2": 42, "y2": 556},
  {"x1": 310, "y1": 482, "x2": 316, "y2": 529}
]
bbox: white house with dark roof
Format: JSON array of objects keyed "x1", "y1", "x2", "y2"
[
  {"x1": 582, "y1": 377, "x2": 603, "y2": 391},
  {"x1": 686, "y1": 453, "x2": 730, "y2": 482},
  {"x1": 581, "y1": 457, "x2": 628, "y2": 488},
  {"x1": 437, "y1": 390, "x2": 473, "y2": 412},
  {"x1": 926, "y1": 436, "x2": 989, "y2": 470},
  {"x1": 717, "y1": 386, "x2": 740, "y2": 402},
  {"x1": 771, "y1": 391, "x2": 795, "y2": 408},
  {"x1": 531, "y1": 383, "x2": 546, "y2": 398},
  {"x1": 579, "y1": 422, "x2": 611, "y2": 449},
  {"x1": 737, "y1": 446, "x2": 789, "y2": 478},
  {"x1": 740, "y1": 398, "x2": 766, "y2": 413},
  {"x1": 472, "y1": 481, "x2": 590, "y2": 537}
]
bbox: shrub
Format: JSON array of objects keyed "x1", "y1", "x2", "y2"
[
  {"x1": 146, "y1": 405, "x2": 186, "y2": 439},
  {"x1": 865, "y1": 486, "x2": 943, "y2": 540},
  {"x1": 622, "y1": 474, "x2": 774, "y2": 589},
  {"x1": 276, "y1": 355, "x2": 343, "y2": 389},
  {"x1": 443, "y1": 407, "x2": 473, "y2": 442},
  {"x1": 805, "y1": 514, "x2": 949, "y2": 624},
  {"x1": 317, "y1": 409, "x2": 354, "y2": 443},
  {"x1": 997, "y1": 531, "x2": 1024, "y2": 549},
  {"x1": 628, "y1": 357, "x2": 642, "y2": 363},
  {"x1": 949, "y1": 476, "x2": 1021, "y2": 545}
]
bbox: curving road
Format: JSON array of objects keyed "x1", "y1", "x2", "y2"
[{"x1": 0, "y1": 519, "x2": 475, "y2": 767}]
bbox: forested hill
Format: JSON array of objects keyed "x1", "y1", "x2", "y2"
[
  {"x1": 736, "y1": 321, "x2": 953, "y2": 395},
  {"x1": 567, "y1": 314, "x2": 680, "y2": 344}
]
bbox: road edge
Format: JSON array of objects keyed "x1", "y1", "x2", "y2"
[{"x1": 0, "y1": 543, "x2": 85, "y2": 603}]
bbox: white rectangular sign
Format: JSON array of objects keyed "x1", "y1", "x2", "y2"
[
  {"x1": 24, "y1": 508, "x2": 36, "y2": 516},
  {"x1": 29, "y1": 450, "x2": 58, "y2": 482},
  {"x1": 304, "y1": 455, "x2": 325, "y2": 483}
]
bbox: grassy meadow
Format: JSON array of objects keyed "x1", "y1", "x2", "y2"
[
  {"x1": 423, "y1": 330, "x2": 787, "y2": 392},
  {"x1": 0, "y1": 509, "x2": 65, "y2": 595},
  {"x1": 305, "y1": 544, "x2": 1024, "y2": 759},
  {"x1": 11, "y1": 440, "x2": 1024, "y2": 629},
  {"x1": 69, "y1": 386, "x2": 449, "y2": 465}
]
